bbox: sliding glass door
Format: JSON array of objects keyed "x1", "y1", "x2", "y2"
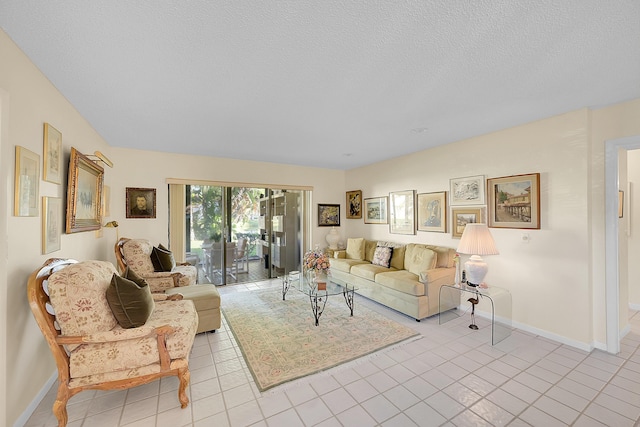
[{"x1": 184, "y1": 185, "x2": 304, "y2": 285}]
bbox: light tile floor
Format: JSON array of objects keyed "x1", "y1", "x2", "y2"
[{"x1": 25, "y1": 279, "x2": 640, "y2": 426}]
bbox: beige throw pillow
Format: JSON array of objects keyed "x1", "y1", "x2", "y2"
[{"x1": 346, "y1": 238, "x2": 365, "y2": 260}]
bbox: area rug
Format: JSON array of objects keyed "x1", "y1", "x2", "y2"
[{"x1": 222, "y1": 287, "x2": 419, "y2": 392}]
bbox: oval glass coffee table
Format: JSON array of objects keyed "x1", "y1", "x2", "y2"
[{"x1": 282, "y1": 273, "x2": 358, "y2": 326}]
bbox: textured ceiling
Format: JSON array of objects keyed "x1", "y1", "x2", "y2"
[{"x1": 1, "y1": 1, "x2": 639, "y2": 170}]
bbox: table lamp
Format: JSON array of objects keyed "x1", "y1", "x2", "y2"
[{"x1": 456, "y1": 223, "x2": 499, "y2": 287}]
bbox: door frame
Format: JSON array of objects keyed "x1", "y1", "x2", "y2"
[{"x1": 605, "y1": 134, "x2": 640, "y2": 354}]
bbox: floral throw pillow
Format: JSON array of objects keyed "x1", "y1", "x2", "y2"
[{"x1": 372, "y1": 246, "x2": 393, "y2": 268}]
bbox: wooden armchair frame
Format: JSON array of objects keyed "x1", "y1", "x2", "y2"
[{"x1": 27, "y1": 258, "x2": 191, "y2": 427}]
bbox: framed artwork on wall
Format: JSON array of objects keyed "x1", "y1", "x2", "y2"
[
  {"x1": 487, "y1": 173, "x2": 540, "y2": 229},
  {"x1": 346, "y1": 190, "x2": 362, "y2": 219},
  {"x1": 451, "y1": 207, "x2": 484, "y2": 238},
  {"x1": 318, "y1": 203, "x2": 340, "y2": 226},
  {"x1": 43, "y1": 123, "x2": 63, "y2": 184},
  {"x1": 66, "y1": 147, "x2": 104, "y2": 233},
  {"x1": 450, "y1": 175, "x2": 485, "y2": 206},
  {"x1": 42, "y1": 196, "x2": 62, "y2": 254},
  {"x1": 389, "y1": 190, "x2": 415, "y2": 235},
  {"x1": 14, "y1": 146, "x2": 40, "y2": 217},
  {"x1": 417, "y1": 191, "x2": 447, "y2": 233},
  {"x1": 364, "y1": 196, "x2": 388, "y2": 224},
  {"x1": 126, "y1": 187, "x2": 157, "y2": 219}
]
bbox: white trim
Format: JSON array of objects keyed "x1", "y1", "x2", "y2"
[
  {"x1": 630, "y1": 303, "x2": 640, "y2": 311},
  {"x1": 605, "y1": 135, "x2": 640, "y2": 354}
]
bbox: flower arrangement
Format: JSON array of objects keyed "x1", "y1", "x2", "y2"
[{"x1": 303, "y1": 248, "x2": 331, "y2": 274}]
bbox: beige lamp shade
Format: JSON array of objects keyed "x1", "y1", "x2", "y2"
[{"x1": 457, "y1": 223, "x2": 498, "y2": 286}]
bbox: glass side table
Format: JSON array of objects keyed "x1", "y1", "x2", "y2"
[{"x1": 438, "y1": 283, "x2": 512, "y2": 345}]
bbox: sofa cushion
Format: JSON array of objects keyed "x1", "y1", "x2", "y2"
[
  {"x1": 426, "y1": 245, "x2": 457, "y2": 268},
  {"x1": 372, "y1": 246, "x2": 393, "y2": 268},
  {"x1": 351, "y1": 263, "x2": 395, "y2": 281},
  {"x1": 404, "y1": 244, "x2": 437, "y2": 276},
  {"x1": 330, "y1": 257, "x2": 369, "y2": 273},
  {"x1": 123, "y1": 266, "x2": 148, "y2": 287},
  {"x1": 106, "y1": 273, "x2": 155, "y2": 329},
  {"x1": 346, "y1": 238, "x2": 365, "y2": 260},
  {"x1": 151, "y1": 244, "x2": 176, "y2": 272},
  {"x1": 389, "y1": 245, "x2": 406, "y2": 270},
  {"x1": 375, "y1": 270, "x2": 425, "y2": 296},
  {"x1": 364, "y1": 239, "x2": 378, "y2": 262}
]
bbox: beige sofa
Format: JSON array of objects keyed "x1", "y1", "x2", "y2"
[{"x1": 329, "y1": 238, "x2": 457, "y2": 321}]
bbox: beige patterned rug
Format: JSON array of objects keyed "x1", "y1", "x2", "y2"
[{"x1": 222, "y1": 287, "x2": 419, "y2": 392}]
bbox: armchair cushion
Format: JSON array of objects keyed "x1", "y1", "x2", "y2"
[
  {"x1": 47, "y1": 260, "x2": 119, "y2": 350},
  {"x1": 106, "y1": 273, "x2": 155, "y2": 328},
  {"x1": 151, "y1": 244, "x2": 176, "y2": 272}
]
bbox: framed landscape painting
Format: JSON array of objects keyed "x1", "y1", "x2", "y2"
[
  {"x1": 487, "y1": 173, "x2": 540, "y2": 229},
  {"x1": 66, "y1": 147, "x2": 104, "y2": 233},
  {"x1": 417, "y1": 191, "x2": 447, "y2": 233},
  {"x1": 364, "y1": 196, "x2": 388, "y2": 224},
  {"x1": 452, "y1": 207, "x2": 484, "y2": 238},
  {"x1": 450, "y1": 175, "x2": 485, "y2": 206},
  {"x1": 389, "y1": 190, "x2": 415, "y2": 235}
]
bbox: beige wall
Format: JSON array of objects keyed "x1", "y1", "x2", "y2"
[{"x1": 3, "y1": 25, "x2": 640, "y2": 427}]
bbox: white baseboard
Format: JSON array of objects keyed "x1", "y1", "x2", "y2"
[
  {"x1": 629, "y1": 302, "x2": 640, "y2": 311},
  {"x1": 470, "y1": 307, "x2": 595, "y2": 352},
  {"x1": 14, "y1": 372, "x2": 56, "y2": 427}
]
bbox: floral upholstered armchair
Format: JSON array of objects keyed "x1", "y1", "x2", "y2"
[
  {"x1": 27, "y1": 258, "x2": 198, "y2": 427},
  {"x1": 115, "y1": 237, "x2": 197, "y2": 292}
]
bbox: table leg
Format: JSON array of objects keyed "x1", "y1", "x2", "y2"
[
  {"x1": 343, "y1": 286, "x2": 355, "y2": 316},
  {"x1": 309, "y1": 292, "x2": 328, "y2": 326}
]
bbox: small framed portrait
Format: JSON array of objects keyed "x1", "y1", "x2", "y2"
[
  {"x1": 346, "y1": 190, "x2": 362, "y2": 219},
  {"x1": 364, "y1": 196, "x2": 388, "y2": 224},
  {"x1": 417, "y1": 191, "x2": 447, "y2": 233},
  {"x1": 126, "y1": 187, "x2": 156, "y2": 219},
  {"x1": 318, "y1": 203, "x2": 340, "y2": 226},
  {"x1": 487, "y1": 173, "x2": 540, "y2": 229},
  {"x1": 452, "y1": 207, "x2": 484, "y2": 238}
]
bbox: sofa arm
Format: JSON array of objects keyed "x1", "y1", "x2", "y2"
[
  {"x1": 333, "y1": 250, "x2": 346, "y2": 259},
  {"x1": 419, "y1": 267, "x2": 456, "y2": 296}
]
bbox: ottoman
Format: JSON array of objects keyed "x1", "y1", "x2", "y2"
[{"x1": 166, "y1": 284, "x2": 221, "y2": 333}]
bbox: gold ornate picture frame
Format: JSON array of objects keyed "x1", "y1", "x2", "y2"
[
  {"x1": 65, "y1": 147, "x2": 104, "y2": 233},
  {"x1": 346, "y1": 190, "x2": 362, "y2": 219},
  {"x1": 14, "y1": 146, "x2": 40, "y2": 217}
]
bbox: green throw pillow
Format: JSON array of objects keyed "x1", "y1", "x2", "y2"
[
  {"x1": 106, "y1": 273, "x2": 155, "y2": 329},
  {"x1": 124, "y1": 266, "x2": 149, "y2": 287},
  {"x1": 151, "y1": 243, "x2": 175, "y2": 272}
]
